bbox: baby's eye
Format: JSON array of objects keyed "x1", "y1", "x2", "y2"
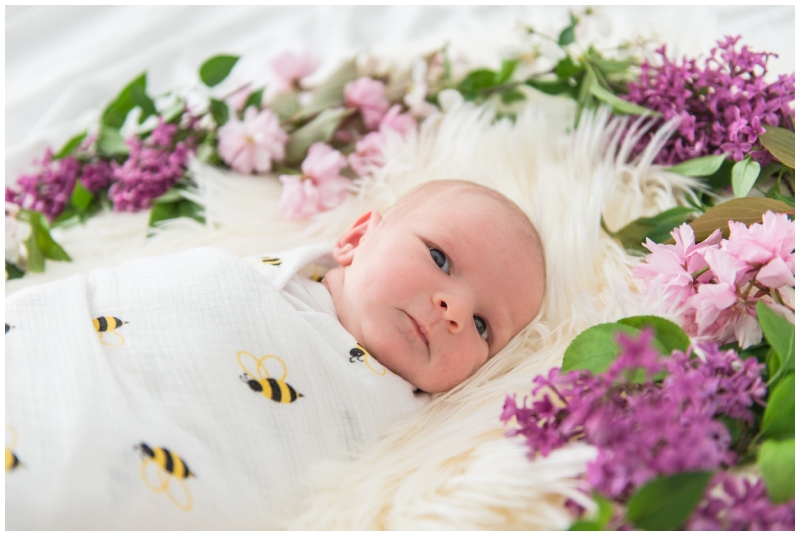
[
  {"x1": 474, "y1": 316, "x2": 489, "y2": 340},
  {"x1": 429, "y1": 247, "x2": 450, "y2": 275}
]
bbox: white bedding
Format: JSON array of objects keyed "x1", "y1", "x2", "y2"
[{"x1": 5, "y1": 245, "x2": 426, "y2": 529}]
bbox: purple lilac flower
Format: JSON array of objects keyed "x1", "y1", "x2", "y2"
[
  {"x1": 107, "y1": 119, "x2": 192, "y2": 212},
  {"x1": 624, "y1": 36, "x2": 795, "y2": 166},
  {"x1": 501, "y1": 330, "x2": 765, "y2": 502},
  {"x1": 79, "y1": 160, "x2": 114, "y2": 193},
  {"x1": 6, "y1": 149, "x2": 80, "y2": 221},
  {"x1": 687, "y1": 472, "x2": 794, "y2": 530}
]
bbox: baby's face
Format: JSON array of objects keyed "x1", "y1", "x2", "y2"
[{"x1": 325, "y1": 192, "x2": 543, "y2": 393}]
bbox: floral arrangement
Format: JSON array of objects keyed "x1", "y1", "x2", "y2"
[{"x1": 498, "y1": 12, "x2": 795, "y2": 531}]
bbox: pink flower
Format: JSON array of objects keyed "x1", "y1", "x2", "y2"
[
  {"x1": 724, "y1": 211, "x2": 795, "y2": 288},
  {"x1": 272, "y1": 51, "x2": 319, "y2": 86},
  {"x1": 225, "y1": 85, "x2": 252, "y2": 113},
  {"x1": 278, "y1": 143, "x2": 351, "y2": 220},
  {"x1": 347, "y1": 132, "x2": 386, "y2": 177},
  {"x1": 689, "y1": 248, "x2": 762, "y2": 348},
  {"x1": 217, "y1": 107, "x2": 288, "y2": 174},
  {"x1": 379, "y1": 105, "x2": 416, "y2": 136},
  {"x1": 344, "y1": 77, "x2": 390, "y2": 130}
]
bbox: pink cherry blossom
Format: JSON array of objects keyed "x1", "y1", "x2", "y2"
[
  {"x1": 217, "y1": 107, "x2": 288, "y2": 174},
  {"x1": 225, "y1": 85, "x2": 252, "y2": 112},
  {"x1": 724, "y1": 211, "x2": 795, "y2": 288},
  {"x1": 279, "y1": 142, "x2": 351, "y2": 220},
  {"x1": 347, "y1": 132, "x2": 386, "y2": 177},
  {"x1": 272, "y1": 51, "x2": 319, "y2": 85},
  {"x1": 344, "y1": 77, "x2": 390, "y2": 130},
  {"x1": 379, "y1": 105, "x2": 416, "y2": 136}
]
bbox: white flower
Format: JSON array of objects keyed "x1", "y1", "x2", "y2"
[
  {"x1": 5, "y1": 203, "x2": 30, "y2": 268},
  {"x1": 404, "y1": 59, "x2": 439, "y2": 118}
]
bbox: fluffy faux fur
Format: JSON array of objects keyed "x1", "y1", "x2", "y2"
[{"x1": 7, "y1": 94, "x2": 701, "y2": 528}]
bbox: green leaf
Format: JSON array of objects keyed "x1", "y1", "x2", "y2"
[
  {"x1": 97, "y1": 124, "x2": 129, "y2": 158},
  {"x1": 590, "y1": 82, "x2": 659, "y2": 117},
  {"x1": 130, "y1": 82, "x2": 157, "y2": 124},
  {"x1": 298, "y1": 58, "x2": 358, "y2": 120},
  {"x1": 767, "y1": 187, "x2": 796, "y2": 208},
  {"x1": 70, "y1": 180, "x2": 93, "y2": 210},
  {"x1": 243, "y1": 87, "x2": 264, "y2": 112},
  {"x1": 757, "y1": 301, "x2": 795, "y2": 378},
  {"x1": 102, "y1": 72, "x2": 147, "y2": 129},
  {"x1": 5, "y1": 261, "x2": 25, "y2": 280},
  {"x1": 568, "y1": 520, "x2": 601, "y2": 531},
  {"x1": 161, "y1": 98, "x2": 186, "y2": 124},
  {"x1": 731, "y1": 157, "x2": 762, "y2": 198},
  {"x1": 285, "y1": 108, "x2": 352, "y2": 164},
  {"x1": 494, "y1": 59, "x2": 518, "y2": 85},
  {"x1": 767, "y1": 349, "x2": 782, "y2": 379},
  {"x1": 558, "y1": 15, "x2": 577, "y2": 47},
  {"x1": 667, "y1": 154, "x2": 728, "y2": 177},
  {"x1": 577, "y1": 66, "x2": 597, "y2": 109},
  {"x1": 603, "y1": 206, "x2": 698, "y2": 252},
  {"x1": 270, "y1": 90, "x2": 301, "y2": 122},
  {"x1": 758, "y1": 438, "x2": 795, "y2": 504},
  {"x1": 761, "y1": 374, "x2": 795, "y2": 440},
  {"x1": 209, "y1": 98, "x2": 230, "y2": 127},
  {"x1": 525, "y1": 77, "x2": 577, "y2": 97},
  {"x1": 759, "y1": 126, "x2": 795, "y2": 169},
  {"x1": 458, "y1": 69, "x2": 497, "y2": 93},
  {"x1": 199, "y1": 54, "x2": 240, "y2": 88},
  {"x1": 561, "y1": 322, "x2": 641, "y2": 374},
  {"x1": 148, "y1": 197, "x2": 205, "y2": 229},
  {"x1": 689, "y1": 197, "x2": 794, "y2": 242},
  {"x1": 18, "y1": 210, "x2": 71, "y2": 270},
  {"x1": 627, "y1": 471, "x2": 713, "y2": 530},
  {"x1": 500, "y1": 88, "x2": 526, "y2": 105},
  {"x1": 154, "y1": 188, "x2": 185, "y2": 204},
  {"x1": 556, "y1": 57, "x2": 582, "y2": 79},
  {"x1": 618, "y1": 315, "x2": 690, "y2": 354},
  {"x1": 53, "y1": 132, "x2": 87, "y2": 159}
]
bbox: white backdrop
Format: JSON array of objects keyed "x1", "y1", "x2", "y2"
[{"x1": 5, "y1": 5, "x2": 795, "y2": 182}]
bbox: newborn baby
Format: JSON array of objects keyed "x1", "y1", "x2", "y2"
[{"x1": 5, "y1": 179, "x2": 545, "y2": 529}]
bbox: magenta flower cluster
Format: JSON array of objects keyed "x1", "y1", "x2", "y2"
[
  {"x1": 6, "y1": 149, "x2": 80, "y2": 221},
  {"x1": 624, "y1": 36, "x2": 795, "y2": 165},
  {"x1": 501, "y1": 330, "x2": 765, "y2": 505},
  {"x1": 688, "y1": 472, "x2": 794, "y2": 530},
  {"x1": 108, "y1": 120, "x2": 191, "y2": 212},
  {"x1": 633, "y1": 212, "x2": 795, "y2": 349}
]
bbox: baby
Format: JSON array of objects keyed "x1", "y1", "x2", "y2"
[{"x1": 5, "y1": 179, "x2": 545, "y2": 529}]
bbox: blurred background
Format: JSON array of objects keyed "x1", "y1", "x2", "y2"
[{"x1": 5, "y1": 5, "x2": 795, "y2": 181}]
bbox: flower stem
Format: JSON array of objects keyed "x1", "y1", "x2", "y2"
[{"x1": 692, "y1": 266, "x2": 710, "y2": 279}]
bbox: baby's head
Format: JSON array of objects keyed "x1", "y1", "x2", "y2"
[{"x1": 323, "y1": 180, "x2": 545, "y2": 393}]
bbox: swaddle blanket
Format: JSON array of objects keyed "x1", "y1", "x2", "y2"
[{"x1": 5, "y1": 245, "x2": 428, "y2": 530}]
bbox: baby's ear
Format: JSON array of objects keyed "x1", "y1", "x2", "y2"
[{"x1": 332, "y1": 210, "x2": 381, "y2": 266}]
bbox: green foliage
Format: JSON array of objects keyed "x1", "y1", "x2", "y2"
[
  {"x1": 689, "y1": 197, "x2": 794, "y2": 242},
  {"x1": 97, "y1": 124, "x2": 129, "y2": 158},
  {"x1": 757, "y1": 438, "x2": 795, "y2": 504},
  {"x1": 270, "y1": 91, "x2": 301, "y2": 122},
  {"x1": 285, "y1": 108, "x2": 352, "y2": 164},
  {"x1": 759, "y1": 126, "x2": 795, "y2": 169},
  {"x1": 102, "y1": 72, "x2": 148, "y2": 129},
  {"x1": 17, "y1": 209, "x2": 72, "y2": 273},
  {"x1": 53, "y1": 132, "x2": 87, "y2": 159},
  {"x1": 601, "y1": 206, "x2": 698, "y2": 253},
  {"x1": 626, "y1": 471, "x2": 713, "y2": 530},
  {"x1": 561, "y1": 322, "x2": 643, "y2": 374},
  {"x1": 298, "y1": 58, "x2": 358, "y2": 120},
  {"x1": 757, "y1": 302, "x2": 795, "y2": 383},
  {"x1": 148, "y1": 189, "x2": 205, "y2": 230},
  {"x1": 567, "y1": 494, "x2": 614, "y2": 530},
  {"x1": 731, "y1": 157, "x2": 761, "y2": 198},
  {"x1": 589, "y1": 82, "x2": 657, "y2": 117},
  {"x1": 667, "y1": 154, "x2": 727, "y2": 177},
  {"x1": 243, "y1": 87, "x2": 264, "y2": 112},
  {"x1": 761, "y1": 374, "x2": 795, "y2": 440},
  {"x1": 5, "y1": 261, "x2": 25, "y2": 280},
  {"x1": 199, "y1": 54, "x2": 240, "y2": 87},
  {"x1": 558, "y1": 12, "x2": 578, "y2": 46},
  {"x1": 209, "y1": 98, "x2": 230, "y2": 127},
  {"x1": 617, "y1": 315, "x2": 690, "y2": 354}
]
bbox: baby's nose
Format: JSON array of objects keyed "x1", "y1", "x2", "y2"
[{"x1": 435, "y1": 292, "x2": 469, "y2": 334}]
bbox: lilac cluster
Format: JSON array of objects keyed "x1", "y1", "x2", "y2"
[
  {"x1": 107, "y1": 120, "x2": 192, "y2": 212},
  {"x1": 687, "y1": 472, "x2": 794, "y2": 530},
  {"x1": 624, "y1": 36, "x2": 795, "y2": 165},
  {"x1": 501, "y1": 330, "x2": 765, "y2": 502},
  {"x1": 5, "y1": 150, "x2": 80, "y2": 221}
]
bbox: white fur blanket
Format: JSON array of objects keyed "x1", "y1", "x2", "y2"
[{"x1": 5, "y1": 6, "x2": 794, "y2": 530}]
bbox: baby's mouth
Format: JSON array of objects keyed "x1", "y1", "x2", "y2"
[{"x1": 407, "y1": 313, "x2": 429, "y2": 347}]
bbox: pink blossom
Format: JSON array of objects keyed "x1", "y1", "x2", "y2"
[
  {"x1": 278, "y1": 142, "x2": 351, "y2": 220},
  {"x1": 217, "y1": 107, "x2": 287, "y2": 174},
  {"x1": 347, "y1": 132, "x2": 386, "y2": 177},
  {"x1": 379, "y1": 105, "x2": 416, "y2": 136},
  {"x1": 225, "y1": 85, "x2": 252, "y2": 112},
  {"x1": 344, "y1": 77, "x2": 390, "y2": 130},
  {"x1": 272, "y1": 51, "x2": 319, "y2": 86},
  {"x1": 724, "y1": 211, "x2": 795, "y2": 288}
]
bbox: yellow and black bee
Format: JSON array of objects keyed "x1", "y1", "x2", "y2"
[
  {"x1": 5, "y1": 323, "x2": 12, "y2": 334},
  {"x1": 93, "y1": 316, "x2": 127, "y2": 346},
  {"x1": 348, "y1": 343, "x2": 388, "y2": 377},
  {"x1": 6, "y1": 426, "x2": 21, "y2": 472},
  {"x1": 237, "y1": 351, "x2": 303, "y2": 404},
  {"x1": 260, "y1": 257, "x2": 282, "y2": 267},
  {"x1": 135, "y1": 442, "x2": 194, "y2": 511}
]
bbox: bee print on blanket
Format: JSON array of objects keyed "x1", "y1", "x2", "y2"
[
  {"x1": 93, "y1": 316, "x2": 128, "y2": 346},
  {"x1": 135, "y1": 442, "x2": 195, "y2": 512},
  {"x1": 5, "y1": 323, "x2": 13, "y2": 334},
  {"x1": 260, "y1": 257, "x2": 282, "y2": 267},
  {"x1": 6, "y1": 426, "x2": 22, "y2": 472},
  {"x1": 348, "y1": 343, "x2": 389, "y2": 377},
  {"x1": 236, "y1": 351, "x2": 303, "y2": 404}
]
